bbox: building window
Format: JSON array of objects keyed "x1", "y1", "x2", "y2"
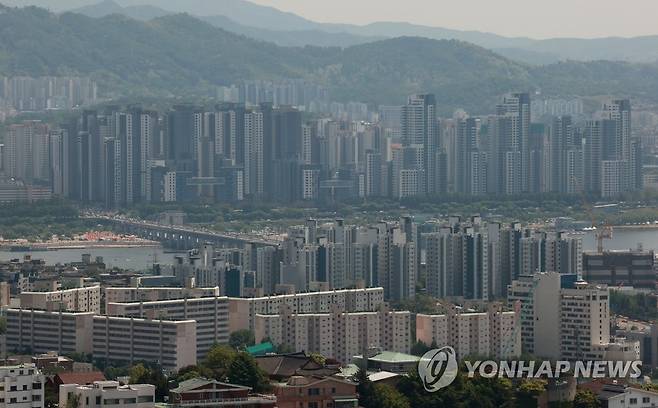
[{"x1": 629, "y1": 397, "x2": 637, "y2": 404}]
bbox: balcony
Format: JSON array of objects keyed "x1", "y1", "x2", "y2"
[{"x1": 169, "y1": 395, "x2": 276, "y2": 407}]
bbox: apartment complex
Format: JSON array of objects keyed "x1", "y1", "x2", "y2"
[
  {"x1": 424, "y1": 218, "x2": 583, "y2": 302},
  {"x1": 254, "y1": 307, "x2": 411, "y2": 365},
  {"x1": 0, "y1": 364, "x2": 45, "y2": 408},
  {"x1": 104, "y1": 286, "x2": 220, "y2": 308},
  {"x1": 6, "y1": 309, "x2": 196, "y2": 371},
  {"x1": 416, "y1": 303, "x2": 521, "y2": 359},
  {"x1": 6, "y1": 309, "x2": 95, "y2": 355},
  {"x1": 106, "y1": 296, "x2": 229, "y2": 358},
  {"x1": 92, "y1": 316, "x2": 197, "y2": 371},
  {"x1": 228, "y1": 287, "x2": 385, "y2": 332},
  {"x1": 19, "y1": 285, "x2": 101, "y2": 313},
  {"x1": 59, "y1": 381, "x2": 155, "y2": 408},
  {"x1": 508, "y1": 273, "x2": 636, "y2": 361}
]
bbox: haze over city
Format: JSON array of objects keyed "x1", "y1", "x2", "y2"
[
  {"x1": 247, "y1": 0, "x2": 658, "y2": 38},
  {"x1": 1, "y1": 1, "x2": 658, "y2": 407}
]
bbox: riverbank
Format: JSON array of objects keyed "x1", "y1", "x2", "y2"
[
  {"x1": 612, "y1": 224, "x2": 658, "y2": 230},
  {"x1": 0, "y1": 241, "x2": 161, "y2": 251},
  {"x1": 0, "y1": 231, "x2": 159, "y2": 251}
]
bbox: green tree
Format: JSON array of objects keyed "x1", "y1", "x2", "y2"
[
  {"x1": 226, "y1": 352, "x2": 269, "y2": 393},
  {"x1": 129, "y1": 363, "x2": 149, "y2": 384},
  {"x1": 127, "y1": 363, "x2": 169, "y2": 401},
  {"x1": 309, "y1": 353, "x2": 326, "y2": 366},
  {"x1": 370, "y1": 384, "x2": 410, "y2": 408},
  {"x1": 204, "y1": 344, "x2": 237, "y2": 380},
  {"x1": 573, "y1": 390, "x2": 601, "y2": 408},
  {"x1": 516, "y1": 379, "x2": 547, "y2": 408},
  {"x1": 174, "y1": 365, "x2": 214, "y2": 383},
  {"x1": 229, "y1": 330, "x2": 256, "y2": 350},
  {"x1": 355, "y1": 368, "x2": 376, "y2": 408}
]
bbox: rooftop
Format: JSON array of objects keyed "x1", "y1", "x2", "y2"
[{"x1": 354, "y1": 351, "x2": 420, "y2": 363}]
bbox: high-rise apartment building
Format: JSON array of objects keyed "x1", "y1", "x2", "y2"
[
  {"x1": 508, "y1": 273, "x2": 633, "y2": 361},
  {"x1": 106, "y1": 296, "x2": 229, "y2": 358},
  {"x1": 254, "y1": 307, "x2": 411, "y2": 364},
  {"x1": 416, "y1": 303, "x2": 520, "y2": 359}
]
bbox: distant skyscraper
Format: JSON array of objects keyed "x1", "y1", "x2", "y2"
[
  {"x1": 4, "y1": 121, "x2": 49, "y2": 183},
  {"x1": 425, "y1": 220, "x2": 489, "y2": 301},
  {"x1": 496, "y1": 93, "x2": 531, "y2": 192},
  {"x1": 244, "y1": 110, "x2": 264, "y2": 197},
  {"x1": 400, "y1": 94, "x2": 437, "y2": 194},
  {"x1": 487, "y1": 115, "x2": 521, "y2": 195}
]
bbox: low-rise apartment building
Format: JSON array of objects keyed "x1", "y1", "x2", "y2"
[
  {"x1": 0, "y1": 363, "x2": 46, "y2": 408},
  {"x1": 59, "y1": 381, "x2": 155, "y2": 408},
  {"x1": 272, "y1": 376, "x2": 358, "y2": 408},
  {"x1": 167, "y1": 378, "x2": 276, "y2": 408}
]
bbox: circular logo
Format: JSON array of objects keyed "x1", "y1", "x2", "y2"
[{"x1": 418, "y1": 346, "x2": 459, "y2": 392}]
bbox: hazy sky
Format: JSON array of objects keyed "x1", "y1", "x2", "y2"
[{"x1": 249, "y1": 0, "x2": 658, "y2": 39}]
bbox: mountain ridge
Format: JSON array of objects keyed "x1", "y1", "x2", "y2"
[
  {"x1": 62, "y1": 0, "x2": 658, "y2": 64},
  {"x1": 1, "y1": 6, "x2": 658, "y2": 114}
]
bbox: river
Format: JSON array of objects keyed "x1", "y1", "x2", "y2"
[
  {"x1": 1, "y1": 227, "x2": 657, "y2": 272},
  {"x1": 0, "y1": 246, "x2": 186, "y2": 271},
  {"x1": 582, "y1": 227, "x2": 658, "y2": 252}
]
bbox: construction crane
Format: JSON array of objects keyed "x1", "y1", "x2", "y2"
[{"x1": 578, "y1": 186, "x2": 612, "y2": 253}]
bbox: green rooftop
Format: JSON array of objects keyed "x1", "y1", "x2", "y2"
[{"x1": 246, "y1": 342, "x2": 275, "y2": 356}]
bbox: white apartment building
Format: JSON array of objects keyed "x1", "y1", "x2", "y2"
[
  {"x1": 254, "y1": 306, "x2": 410, "y2": 364},
  {"x1": 560, "y1": 281, "x2": 610, "y2": 361},
  {"x1": 106, "y1": 296, "x2": 229, "y2": 358},
  {"x1": 59, "y1": 381, "x2": 155, "y2": 408},
  {"x1": 416, "y1": 303, "x2": 520, "y2": 360},
  {"x1": 507, "y1": 273, "x2": 562, "y2": 359},
  {"x1": 104, "y1": 286, "x2": 219, "y2": 308},
  {"x1": 228, "y1": 287, "x2": 385, "y2": 332},
  {"x1": 20, "y1": 285, "x2": 101, "y2": 313},
  {"x1": 92, "y1": 316, "x2": 197, "y2": 371},
  {"x1": 0, "y1": 364, "x2": 45, "y2": 408},
  {"x1": 508, "y1": 272, "x2": 633, "y2": 361}
]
